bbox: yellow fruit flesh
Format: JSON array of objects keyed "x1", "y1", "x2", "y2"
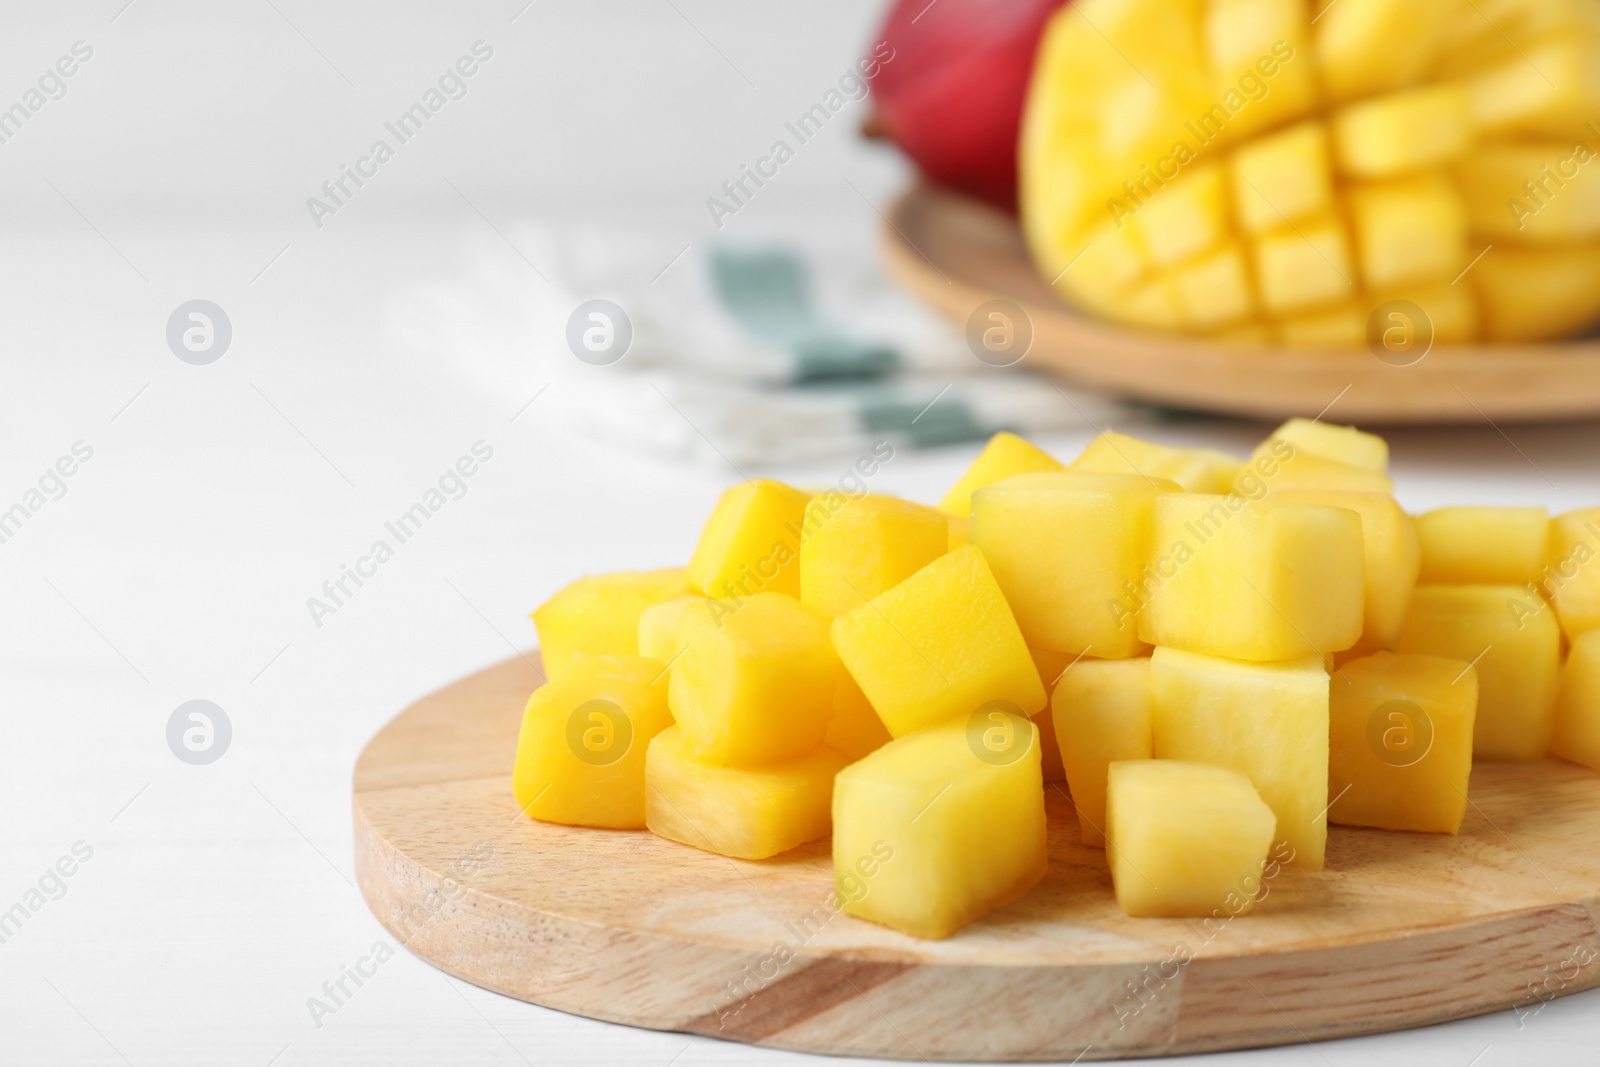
[
  {"x1": 532, "y1": 568, "x2": 690, "y2": 681},
  {"x1": 1328, "y1": 651, "x2": 1477, "y2": 833},
  {"x1": 1067, "y1": 430, "x2": 1233, "y2": 491},
  {"x1": 1028, "y1": 647, "x2": 1076, "y2": 783},
  {"x1": 636, "y1": 594, "x2": 706, "y2": 664},
  {"x1": 833, "y1": 716, "x2": 1047, "y2": 939},
  {"x1": 1151, "y1": 646, "x2": 1329, "y2": 869},
  {"x1": 646, "y1": 725, "x2": 848, "y2": 859},
  {"x1": 1415, "y1": 506, "x2": 1550, "y2": 585},
  {"x1": 1548, "y1": 508, "x2": 1600, "y2": 638},
  {"x1": 1245, "y1": 439, "x2": 1395, "y2": 496},
  {"x1": 669, "y1": 593, "x2": 838, "y2": 765},
  {"x1": 1021, "y1": 0, "x2": 1600, "y2": 342},
  {"x1": 1107, "y1": 759, "x2": 1277, "y2": 918},
  {"x1": 825, "y1": 671, "x2": 893, "y2": 761},
  {"x1": 832, "y1": 546, "x2": 1046, "y2": 738},
  {"x1": 937, "y1": 432, "x2": 1064, "y2": 518},
  {"x1": 1267, "y1": 418, "x2": 1389, "y2": 472},
  {"x1": 1140, "y1": 494, "x2": 1365, "y2": 662},
  {"x1": 1395, "y1": 585, "x2": 1561, "y2": 761},
  {"x1": 799, "y1": 494, "x2": 947, "y2": 619},
  {"x1": 972, "y1": 472, "x2": 1180, "y2": 659},
  {"x1": 512, "y1": 657, "x2": 675, "y2": 829},
  {"x1": 1052, "y1": 658, "x2": 1154, "y2": 846},
  {"x1": 685, "y1": 479, "x2": 809, "y2": 599},
  {"x1": 1551, "y1": 630, "x2": 1600, "y2": 771},
  {"x1": 1276, "y1": 489, "x2": 1420, "y2": 651}
]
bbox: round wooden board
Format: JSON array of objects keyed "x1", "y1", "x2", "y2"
[
  {"x1": 882, "y1": 182, "x2": 1600, "y2": 424},
  {"x1": 354, "y1": 653, "x2": 1600, "y2": 1061}
]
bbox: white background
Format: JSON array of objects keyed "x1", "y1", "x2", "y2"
[{"x1": 3, "y1": 2, "x2": 1600, "y2": 1065}]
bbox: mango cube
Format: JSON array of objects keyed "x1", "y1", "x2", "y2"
[
  {"x1": 972, "y1": 472, "x2": 1179, "y2": 659},
  {"x1": 1315, "y1": 0, "x2": 1451, "y2": 101},
  {"x1": 1396, "y1": 585, "x2": 1561, "y2": 761},
  {"x1": 532, "y1": 568, "x2": 690, "y2": 681},
  {"x1": 1066, "y1": 430, "x2": 1227, "y2": 492},
  {"x1": 685, "y1": 479, "x2": 809, "y2": 599},
  {"x1": 1328, "y1": 652, "x2": 1478, "y2": 833},
  {"x1": 1347, "y1": 173, "x2": 1468, "y2": 288},
  {"x1": 669, "y1": 593, "x2": 838, "y2": 765},
  {"x1": 636, "y1": 594, "x2": 706, "y2": 664},
  {"x1": 1128, "y1": 163, "x2": 1230, "y2": 268},
  {"x1": 1332, "y1": 85, "x2": 1470, "y2": 179},
  {"x1": 1253, "y1": 216, "x2": 1355, "y2": 315},
  {"x1": 1547, "y1": 508, "x2": 1600, "y2": 639},
  {"x1": 799, "y1": 494, "x2": 947, "y2": 619},
  {"x1": 646, "y1": 725, "x2": 848, "y2": 859},
  {"x1": 833, "y1": 715, "x2": 1047, "y2": 939},
  {"x1": 512, "y1": 656, "x2": 675, "y2": 829},
  {"x1": 1551, "y1": 631, "x2": 1600, "y2": 771},
  {"x1": 1230, "y1": 121, "x2": 1333, "y2": 234},
  {"x1": 832, "y1": 546, "x2": 1045, "y2": 738},
  {"x1": 1416, "y1": 506, "x2": 1550, "y2": 585},
  {"x1": 1268, "y1": 417, "x2": 1390, "y2": 473},
  {"x1": 1140, "y1": 494, "x2": 1365, "y2": 662},
  {"x1": 1106, "y1": 760, "x2": 1277, "y2": 918},
  {"x1": 1151, "y1": 646, "x2": 1330, "y2": 869},
  {"x1": 1051, "y1": 658, "x2": 1153, "y2": 847},
  {"x1": 1277, "y1": 490, "x2": 1420, "y2": 651},
  {"x1": 937, "y1": 432, "x2": 1063, "y2": 518},
  {"x1": 825, "y1": 671, "x2": 893, "y2": 761},
  {"x1": 946, "y1": 515, "x2": 971, "y2": 550}
]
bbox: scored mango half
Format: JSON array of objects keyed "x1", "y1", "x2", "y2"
[{"x1": 1021, "y1": 0, "x2": 1600, "y2": 343}]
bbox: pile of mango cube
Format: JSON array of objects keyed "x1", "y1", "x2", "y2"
[{"x1": 515, "y1": 420, "x2": 1600, "y2": 938}]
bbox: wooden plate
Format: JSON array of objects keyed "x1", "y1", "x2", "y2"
[
  {"x1": 881, "y1": 182, "x2": 1600, "y2": 424},
  {"x1": 354, "y1": 652, "x2": 1600, "y2": 1061}
]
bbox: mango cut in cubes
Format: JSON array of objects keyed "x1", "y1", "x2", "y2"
[
  {"x1": 1267, "y1": 418, "x2": 1389, "y2": 473},
  {"x1": 1396, "y1": 585, "x2": 1561, "y2": 762},
  {"x1": 636, "y1": 594, "x2": 706, "y2": 664},
  {"x1": 1139, "y1": 493, "x2": 1365, "y2": 663},
  {"x1": 646, "y1": 725, "x2": 848, "y2": 860},
  {"x1": 799, "y1": 494, "x2": 947, "y2": 619},
  {"x1": 832, "y1": 546, "x2": 1045, "y2": 738},
  {"x1": 1106, "y1": 760, "x2": 1277, "y2": 919},
  {"x1": 1020, "y1": 0, "x2": 1600, "y2": 342},
  {"x1": 825, "y1": 670, "x2": 893, "y2": 762},
  {"x1": 937, "y1": 432, "x2": 1063, "y2": 518},
  {"x1": 1066, "y1": 430, "x2": 1235, "y2": 492},
  {"x1": 513, "y1": 655, "x2": 675, "y2": 829},
  {"x1": 1151, "y1": 646, "x2": 1330, "y2": 869},
  {"x1": 1276, "y1": 490, "x2": 1419, "y2": 652},
  {"x1": 1551, "y1": 631, "x2": 1600, "y2": 772},
  {"x1": 686, "y1": 479, "x2": 809, "y2": 599},
  {"x1": 533, "y1": 568, "x2": 690, "y2": 681},
  {"x1": 669, "y1": 593, "x2": 838, "y2": 766},
  {"x1": 833, "y1": 714, "x2": 1046, "y2": 939},
  {"x1": 973, "y1": 472, "x2": 1179, "y2": 659},
  {"x1": 1328, "y1": 652, "x2": 1478, "y2": 834},
  {"x1": 1243, "y1": 441, "x2": 1394, "y2": 497},
  {"x1": 1548, "y1": 508, "x2": 1600, "y2": 639},
  {"x1": 1052, "y1": 658, "x2": 1153, "y2": 847},
  {"x1": 1415, "y1": 506, "x2": 1550, "y2": 586}
]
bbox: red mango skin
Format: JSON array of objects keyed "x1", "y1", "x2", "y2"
[{"x1": 866, "y1": 0, "x2": 1069, "y2": 212}]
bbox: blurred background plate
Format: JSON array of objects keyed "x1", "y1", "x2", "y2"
[{"x1": 883, "y1": 182, "x2": 1600, "y2": 424}]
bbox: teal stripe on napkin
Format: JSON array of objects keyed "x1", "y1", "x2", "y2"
[{"x1": 710, "y1": 247, "x2": 899, "y2": 381}]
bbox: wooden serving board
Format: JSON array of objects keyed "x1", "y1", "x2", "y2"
[
  {"x1": 882, "y1": 181, "x2": 1600, "y2": 424},
  {"x1": 354, "y1": 653, "x2": 1600, "y2": 1061}
]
